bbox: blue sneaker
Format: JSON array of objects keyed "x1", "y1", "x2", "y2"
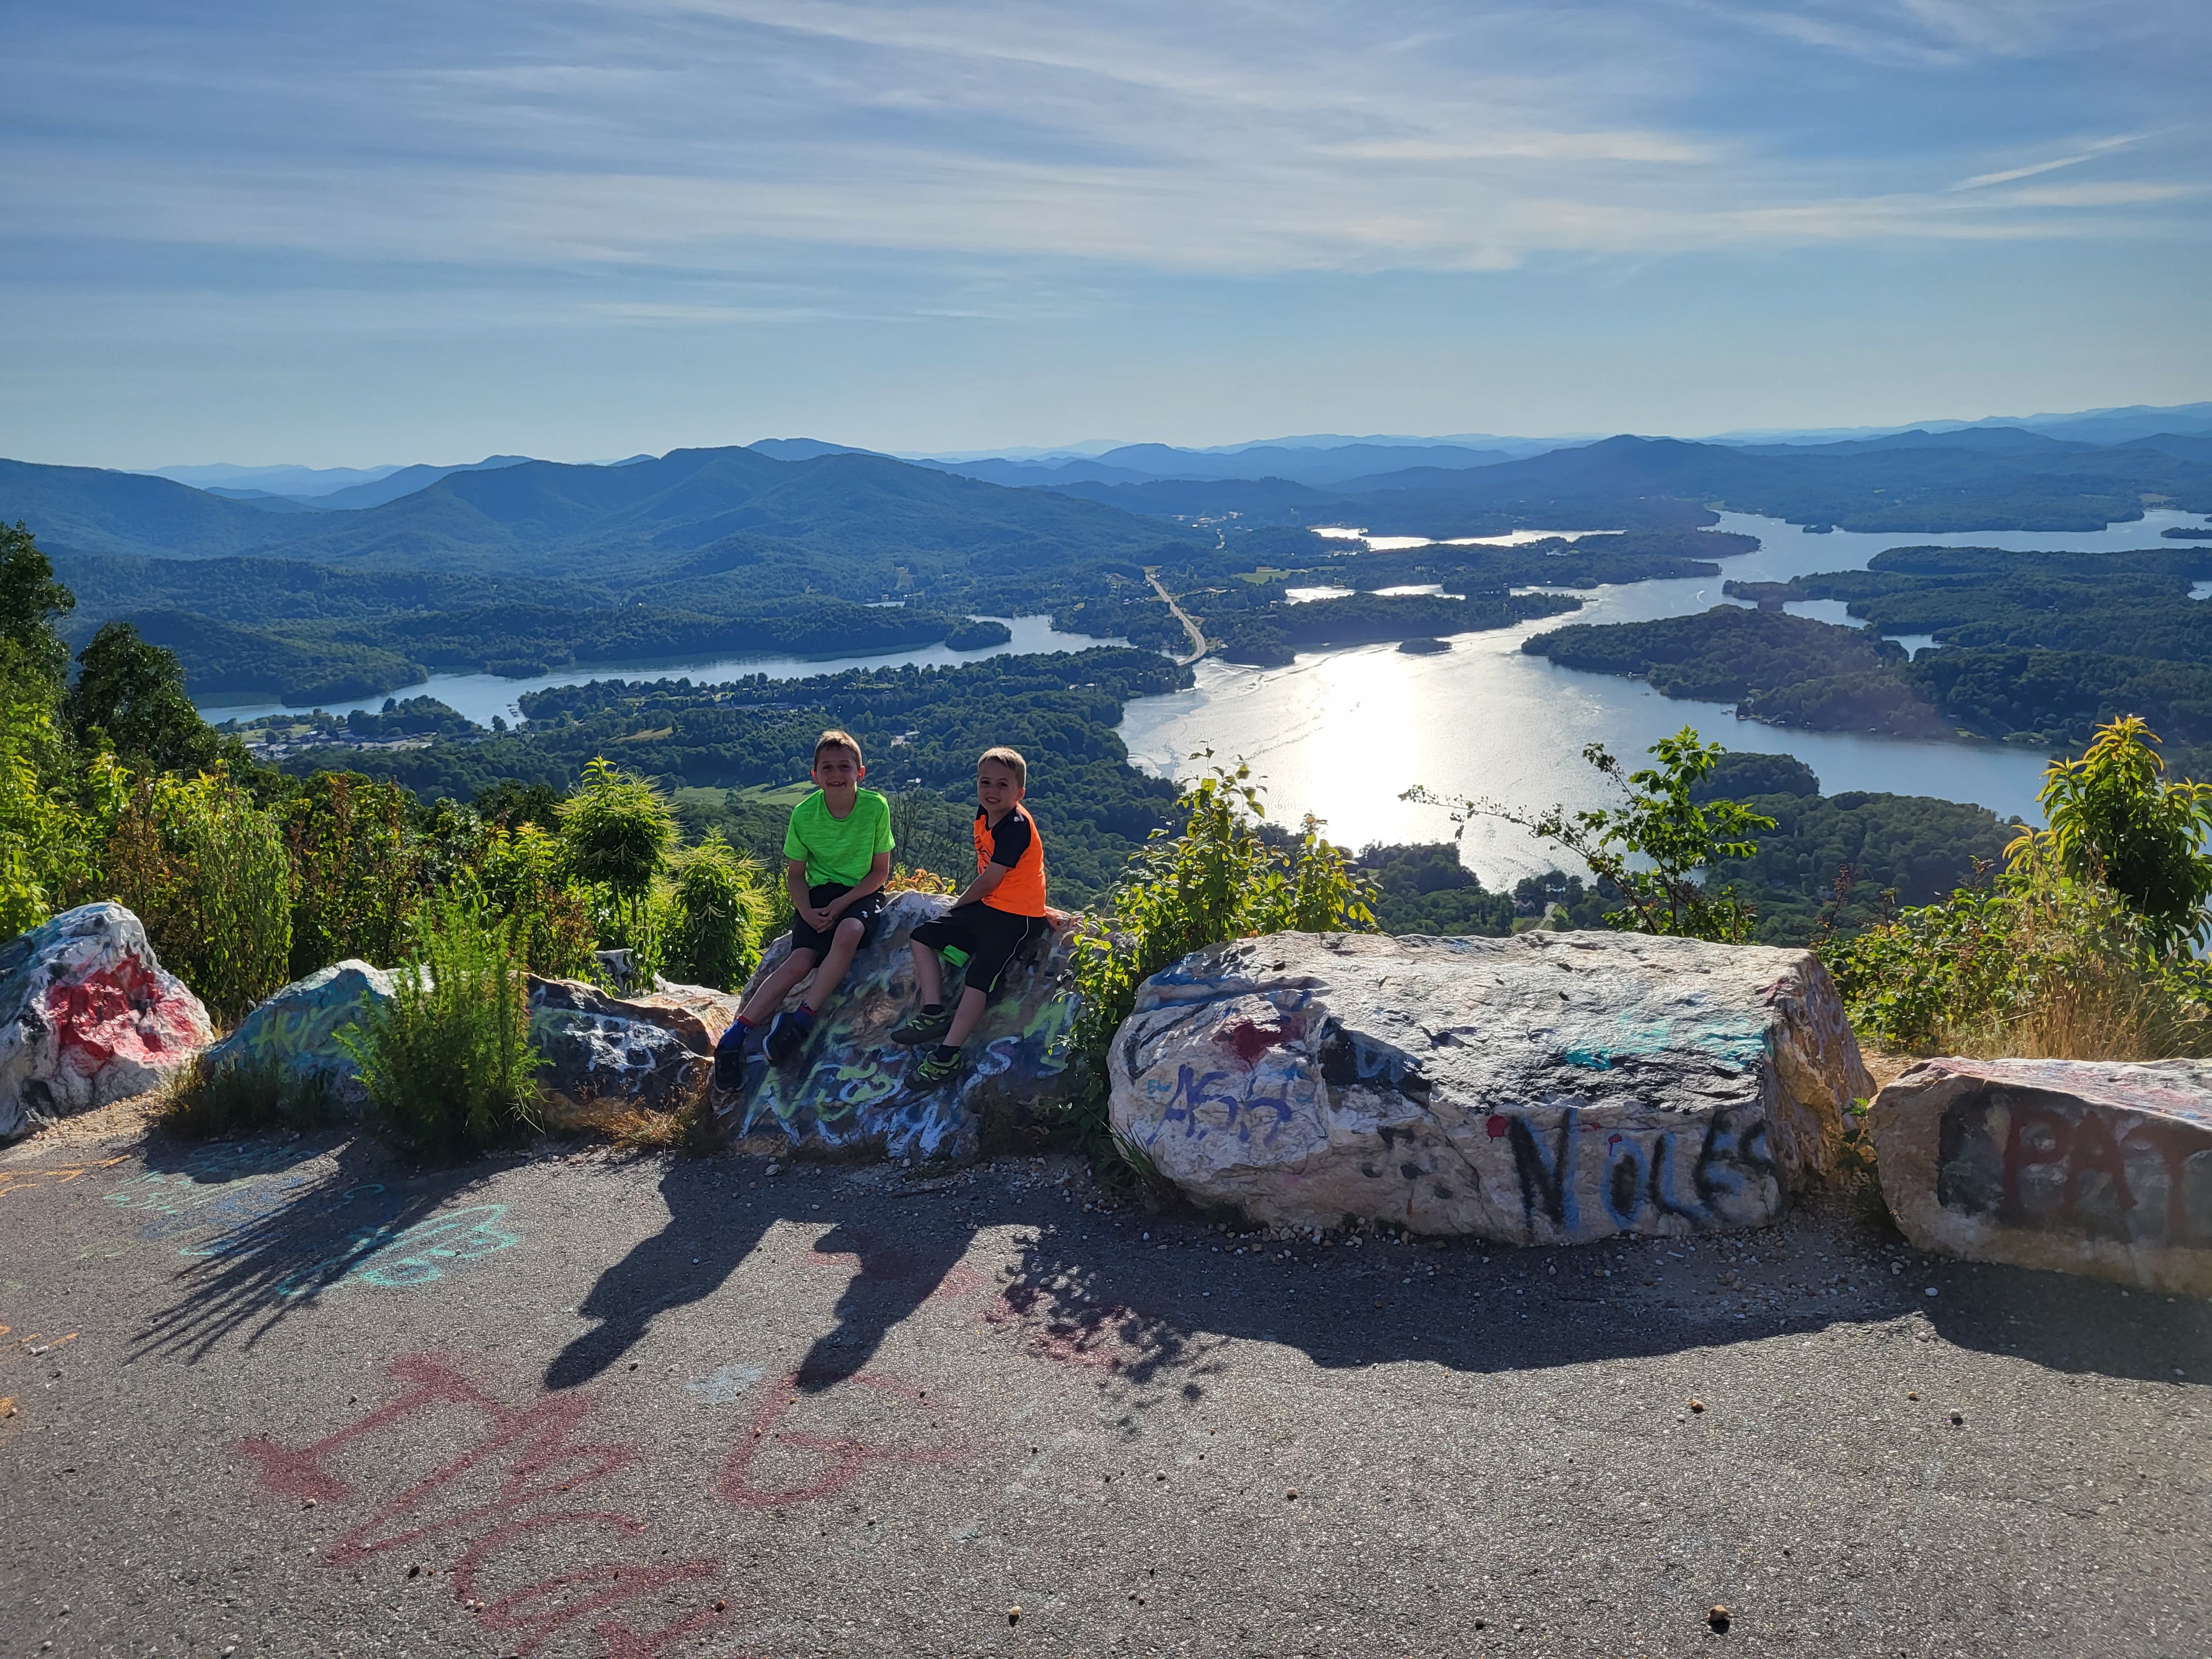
[
  {"x1": 713, "y1": 1021, "x2": 760, "y2": 1092},
  {"x1": 764, "y1": 1006, "x2": 816, "y2": 1066}
]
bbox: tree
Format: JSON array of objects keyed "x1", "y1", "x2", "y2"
[
  {"x1": 1405, "y1": 727, "x2": 1776, "y2": 944},
  {"x1": 63, "y1": 622, "x2": 218, "y2": 778},
  {"x1": 0, "y1": 521, "x2": 74, "y2": 690}
]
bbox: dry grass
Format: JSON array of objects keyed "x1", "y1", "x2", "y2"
[{"x1": 542, "y1": 1092, "x2": 699, "y2": 1150}]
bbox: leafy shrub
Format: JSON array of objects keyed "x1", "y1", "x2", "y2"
[
  {"x1": 561, "y1": 757, "x2": 675, "y2": 949},
  {"x1": 283, "y1": 772, "x2": 424, "y2": 977},
  {"x1": 1063, "y1": 758, "x2": 1376, "y2": 1161},
  {"x1": 1406, "y1": 727, "x2": 1775, "y2": 943},
  {"x1": 105, "y1": 769, "x2": 293, "y2": 1021},
  {"x1": 161, "y1": 1052, "x2": 336, "y2": 1139},
  {"x1": 659, "y1": 831, "x2": 770, "y2": 990},
  {"x1": 338, "y1": 896, "x2": 541, "y2": 1161},
  {"x1": 885, "y1": 865, "x2": 959, "y2": 896},
  {"x1": 1822, "y1": 849, "x2": 2212, "y2": 1060},
  {"x1": 475, "y1": 822, "x2": 595, "y2": 979},
  {"x1": 2014, "y1": 714, "x2": 2212, "y2": 951},
  {"x1": 1823, "y1": 717, "x2": 2212, "y2": 1060}
]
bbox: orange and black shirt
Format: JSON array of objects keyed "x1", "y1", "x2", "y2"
[{"x1": 973, "y1": 804, "x2": 1047, "y2": 916}]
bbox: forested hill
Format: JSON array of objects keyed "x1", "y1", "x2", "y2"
[{"x1": 2, "y1": 446, "x2": 1198, "y2": 576}]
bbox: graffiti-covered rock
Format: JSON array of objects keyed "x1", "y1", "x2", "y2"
[
  {"x1": 719, "y1": 891, "x2": 1079, "y2": 1162},
  {"x1": 1873, "y1": 1057, "x2": 2212, "y2": 1297},
  {"x1": 527, "y1": 977, "x2": 715, "y2": 1116},
  {"x1": 528, "y1": 976, "x2": 740, "y2": 1058},
  {"x1": 0, "y1": 902, "x2": 213, "y2": 1138},
  {"x1": 201, "y1": 959, "x2": 398, "y2": 1110},
  {"x1": 1109, "y1": 929, "x2": 1867, "y2": 1243}
]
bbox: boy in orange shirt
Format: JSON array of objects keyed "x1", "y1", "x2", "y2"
[{"x1": 890, "y1": 746, "x2": 1048, "y2": 1086}]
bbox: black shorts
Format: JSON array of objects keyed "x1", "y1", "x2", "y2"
[
  {"x1": 912, "y1": 905, "x2": 1051, "y2": 998},
  {"x1": 789, "y1": 883, "x2": 886, "y2": 958}
]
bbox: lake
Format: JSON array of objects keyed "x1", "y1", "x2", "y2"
[
  {"x1": 197, "y1": 613, "x2": 1117, "y2": 728},
  {"x1": 1116, "y1": 509, "x2": 2212, "y2": 885}
]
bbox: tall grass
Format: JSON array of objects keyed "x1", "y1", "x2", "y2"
[
  {"x1": 161, "y1": 1051, "x2": 337, "y2": 1140},
  {"x1": 339, "y1": 896, "x2": 541, "y2": 1162}
]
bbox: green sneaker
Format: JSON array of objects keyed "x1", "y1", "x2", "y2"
[
  {"x1": 913, "y1": 1046, "x2": 966, "y2": 1087},
  {"x1": 889, "y1": 1006, "x2": 953, "y2": 1047}
]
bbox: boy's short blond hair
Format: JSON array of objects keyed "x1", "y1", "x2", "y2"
[
  {"x1": 978, "y1": 746, "x2": 1027, "y2": 788},
  {"x1": 814, "y1": 729, "x2": 864, "y2": 767}
]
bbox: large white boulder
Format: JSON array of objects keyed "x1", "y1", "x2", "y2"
[
  {"x1": 1109, "y1": 929, "x2": 1869, "y2": 1243},
  {"x1": 1, "y1": 902, "x2": 213, "y2": 1138},
  {"x1": 1872, "y1": 1056, "x2": 2212, "y2": 1297}
]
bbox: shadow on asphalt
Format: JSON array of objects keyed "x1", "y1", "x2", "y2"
[
  {"x1": 546, "y1": 1161, "x2": 782, "y2": 1390},
  {"x1": 126, "y1": 1131, "x2": 497, "y2": 1365},
  {"x1": 538, "y1": 1157, "x2": 2210, "y2": 1393}
]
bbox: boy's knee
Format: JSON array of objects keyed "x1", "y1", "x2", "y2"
[{"x1": 835, "y1": 916, "x2": 865, "y2": 942}]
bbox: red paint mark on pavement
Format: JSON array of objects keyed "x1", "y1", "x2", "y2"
[
  {"x1": 721, "y1": 1372, "x2": 966, "y2": 1509},
  {"x1": 981, "y1": 1285, "x2": 1150, "y2": 1373}
]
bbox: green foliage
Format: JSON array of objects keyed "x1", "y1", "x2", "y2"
[
  {"x1": 659, "y1": 831, "x2": 770, "y2": 990},
  {"x1": 476, "y1": 822, "x2": 596, "y2": 980},
  {"x1": 1406, "y1": 728, "x2": 1775, "y2": 943},
  {"x1": 64, "y1": 620, "x2": 227, "y2": 776},
  {"x1": 1063, "y1": 758, "x2": 1377, "y2": 1162},
  {"x1": 338, "y1": 895, "x2": 541, "y2": 1161},
  {"x1": 2013, "y1": 715, "x2": 2212, "y2": 950},
  {"x1": 1524, "y1": 606, "x2": 1909, "y2": 707},
  {"x1": 104, "y1": 769, "x2": 293, "y2": 1021},
  {"x1": 1821, "y1": 848, "x2": 2212, "y2": 1060},
  {"x1": 1, "y1": 521, "x2": 73, "y2": 688},
  {"x1": 161, "y1": 1051, "x2": 336, "y2": 1140},
  {"x1": 560, "y1": 757, "x2": 675, "y2": 945},
  {"x1": 282, "y1": 773, "x2": 425, "y2": 978}
]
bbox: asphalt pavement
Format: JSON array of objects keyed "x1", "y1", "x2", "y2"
[{"x1": 2, "y1": 1115, "x2": 2206, "y2": 1659}]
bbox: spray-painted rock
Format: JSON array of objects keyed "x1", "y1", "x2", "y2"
[
  {"x1": 1109, "y1": 929, "x2": 1867, "y2": 1243},
  {"x1": 720, "y1": 891, "x2": 1079, "y2": 1162},
  {"x1": 1873, "y1": 1056, "x2": 2212, "y2": 1297},
  {"x1": 527, "y1": 977, "x2": 715, "y2": 1115},
  {"x1": 201, "y1": 960, "x2": 397, "y2": 1110},
  {"x1": 0, "y1": 902, "x2": 213, "y2": 1138}
]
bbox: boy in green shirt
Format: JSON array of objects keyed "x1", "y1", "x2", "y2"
[{"x1": 714, "y1": 729, "x2": 894, "y2": 1084}]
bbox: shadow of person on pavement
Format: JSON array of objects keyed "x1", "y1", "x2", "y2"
[
  {"x1": 789, "y1": 1215, "x2": 982, "y2": 1391},
  {"x1": 545, "y1": 1158, "x2": 782, "y2": 1389}
]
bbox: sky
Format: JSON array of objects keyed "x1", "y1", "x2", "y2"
[{"x1": 5, "y1": 0, "x2": 2208, "y2": 467}]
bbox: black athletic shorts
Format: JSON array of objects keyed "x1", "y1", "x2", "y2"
[
  {"x1": 789, "y1": 882, "x2": 886, "y2": 958},
  {"x1": 912, "y1": 904, "x2": 1050, "y2": 998}
]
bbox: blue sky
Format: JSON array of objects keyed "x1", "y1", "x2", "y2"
[{"x1": 6, "y1": 1, "x2": 2207, "y2": 467}]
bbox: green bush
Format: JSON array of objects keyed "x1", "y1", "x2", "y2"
[
  {"x1": 105, "y1": 769, "x2": 293, "y2": 1021},
  {"x1": 1821, "y1": 848, "x2": 2212, "y2": 1059},
  {"x1": 1063, "y1": 758, "x2": 1376, "y2": 1162},
  {"x1": 475, "y1": 821, "x2": 596, "y2": 979},
  {"x1": 338, "y1": 896, "x2": 541, "y2": 1161},
  {"x1": 161, "y1": 1051, "x2": 336, "y2": 1139},
  {"x1": 1822, "y1": 716, "x2": 2212, "y2": 1060},
  {"x1": 283, "y1": 772, "x2": 425, "y2": 977},
  {"x1": 560, "y1": 756, "x2": 675, "y2": 958},
  {"x1": 659, "y1": 830, "x2": 770, "y2": 990}
]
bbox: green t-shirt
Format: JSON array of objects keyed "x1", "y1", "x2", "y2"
[{"x1": 783, "y1": 787, "x2": 894, "y2": 888}]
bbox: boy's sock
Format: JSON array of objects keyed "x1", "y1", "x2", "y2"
[
  {"x1": 922, "y1": 1002, "x2": 942, "y2": 1016},
  {"x1": 931, "y1": 1042, "x2": 959, "y2": 1063}
]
